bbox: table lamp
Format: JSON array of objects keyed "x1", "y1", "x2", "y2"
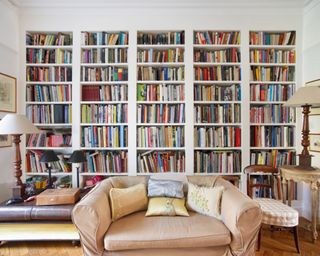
[
  {"x1": 284, "y1": 85, "x2": 320, "y2": 169},
  {"x1": 69, "y1": 150, "x2": 86, "y2": 188},
  {"x1": 0, "y1": 114, "x2": 39, "y2": 202},
  {"x1": 39, "y1": 150, "x2": 59, "y2": 188}
]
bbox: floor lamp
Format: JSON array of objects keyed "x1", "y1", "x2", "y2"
[
  {"x1": 0, "y1": 114, "x2": 39, "y2": 203},
  {"x1": 285, "y1": 85, "x2": 320, "y2": 169}
]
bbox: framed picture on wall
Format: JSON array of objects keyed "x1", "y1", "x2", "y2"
[
  {"x1": 0, "y1": 119, "x2": 12, "y2": 147},
  {"x1": 309, "y1": 134, "x2": 320, "y2": 153},
  {"x1": 0, "y1": 72, "x2": 16, "y2": 113},
  {"x1": 306, "y1": 79, "x2": 320, "y2": 115}
]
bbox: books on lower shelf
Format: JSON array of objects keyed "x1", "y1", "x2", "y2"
[
  {"x1": 194, "y1": 48, "x2": 240, "y2": 63},
  {"x1": 194, "y1": 150, "x2": 241, "y2": 174},
  {"x1": 27, "y1": 130, "x2": 72, "y2": 147},
  {"x1": 81, "y1": 125, "x2": 128, "y2": 148},
  {"x1": 250, "y1": 149, "x2": 296, "y2": 167},
  {"x1": 26, "y1": 48, "x2": 72, "y2": 64},
  {"x1": 194, "y1": 126, "x2": 241, "y2": 147},
  {"x1": 137, "y1": 150, "x2": 185, "y2": 173},
  {"x1": 26, "y1": 84, "x2": 71, "y2": 102},
  {"x1": 137, "y1": 66, "x2": 184, "y2": 81},
  {"x1": 249, "y1": 31, "x2": 296, "y2": 46},
  {"x1": 250, "y1": 48, "x2": 295, "y2": 64},
  {"x1": 194, "y1": 66, "x2": 241, "y2": 81},
  {"x1": 26, "y1": 66, "x2": 72, "y2": 82},
  {"x1": 250, "y1": 66, "x2": 295, "y2": 82},
  {"x1": 194, "y1": 84, "x2": 241, "y2": 101},
  {"x1": 194, "y1": 31, "x2": 240, "y2": 45},
  {"x1": 81, "y1": 66, "x2": 128, "y2": 82},
  {"x1": 82, "y1": 84, "x2": 128, "y2": 101},
  {"x1": 26, "y1": 104, "x2": 72, "y2": 124},
  {"x1": 83, "y1": 150, "x2": 128, "y2": 173},
  {"x1": 137, "y1": 83, "x2": 184, "y2": 101},
  {"x1": 81, "y1": 48, "x2": 127, "y2": 63},
  {"x1": 250, "y1": 83, "x2": 295, "y2": 101},
  {"x1": 137, "y1": 48, "x2": 184, "y2": 63},
  {"x1": 137, "y1": 104, "x2": 185, "y2": 123},
  {"x1": 250, "y1": 105, "x2": 295, "y2": 123},
  {"x1": 81, "y1": 31, "x2": 128, "y2": 46},
  {"x1": 26, "y1": 32, "x2": 72, "y2": 46},
  {"x1": 81, "y1": 104, "x2": 128, "y2": 123},
  {"x1": 137, "y1": 31, "x2": 185, "y2": 45},
  {"x1": 194, "y1": 104, "x2": 241, "y2": 123}
]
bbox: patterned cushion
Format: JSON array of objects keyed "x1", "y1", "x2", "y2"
[{"x1": 254, "y1": 198, "x2": 299, "y2": 227}]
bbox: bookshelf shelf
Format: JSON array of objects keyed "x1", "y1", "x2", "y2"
[
  {"x1": 137, "y1": 147, "x2": 185, "y2": 151},
  {"x1": 249, "y1": 30, "x2": 297, "y2": 167},
  {"x1": 25, "y1": 172, "x2": 73, "y2": 176},
  {"x1": 137, "y1": 123, "x2": 185, "y2": 126},
  {"x1": 81, "y1": 45, "x2": 129, "y2": 49},
  {"x1": 137, "y1": 80, "x2": 184, "y2": 84},
  {"x1": 80, "y1": 81, "x2": 128, "y2": 85},
  {"x1": 194, "y1": 123, "x2": 241, "y2": 126},
  {"x1": 26, "y1": 45, "x2": 73, "y2": 50},
  {"x1": 26, "y1": 101, "x2": 72, "y2": 105},
  {"x1": 137, "y1": 44, "x2": 185, "y2": 49},
  {"x1": 80, "y1": 147, "x2": 129, "y2": 150},
  {"x1": 194, "y1": 80, "x2": 241, "y2": 84},
  {"x1": 137, "y1": 62, "x2": 184, "y2": 67},
  {"x1": 26, "y1": 81, "x2": 72, "y2": 85},
  {"x1": 194, "y1": 100, "x2": 241, "y2": 104},
  {"x1": 80, "y1": 63, "x2": 128, "y2": 67},
  {"x1": 193, "y1": 44, "x2": 241, "y2": 49},
  {"x1": 26, "y1": 63, "x2": 73, "y2": 67},
  {"x1": 194, "y1": 62, "x2": 241, "y2": 66},
  {"x1": 26, "y1": 147, "x2": 72, "y2": 150},
  {"x1": 136, "y1": 101, "x2": 184, "y2": 104},
  {"x1": 80, "y1": 172, "x2": 128, "y2": 176}
]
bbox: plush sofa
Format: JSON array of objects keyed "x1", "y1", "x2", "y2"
[{"x1": 72, "y1": 175, "x2": 262, "y2": 256}]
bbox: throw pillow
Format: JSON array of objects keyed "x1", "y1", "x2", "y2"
[
  {"x1": 148, "y1": 178, "x2": 184, "y2": 198},
  {"x1": 145, "y1": 197, "x2": 189, "y2": 217},
  {"x1": 109, "y1": 183, "x2": 148, "y2": 221},
  {"x1": 187, "y1": 183, "x2": 224, "y2": 218}
]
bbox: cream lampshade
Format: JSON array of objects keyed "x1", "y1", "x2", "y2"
[
  {"x1": 284, "y1": 86, "x2": 320, "y2": 169},
  {"x1": 0, "y1": 114, "x2": 39, "y2": 201}
]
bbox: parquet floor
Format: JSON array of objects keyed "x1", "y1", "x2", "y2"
[{"x1": 0, "y1": 220, "x2": 319, "y2": 256}]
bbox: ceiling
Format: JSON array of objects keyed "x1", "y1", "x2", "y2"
[{"x1": 8, "y1": 0, "x2": 311, "y2": 9}]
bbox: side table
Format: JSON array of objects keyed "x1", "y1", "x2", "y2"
[{"x1": 280, "y1": 165, "x2": 320, "y2": 242}]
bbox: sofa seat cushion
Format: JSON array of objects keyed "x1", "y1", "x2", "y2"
[{"x1": 104, "y1": 211, "x2": 231, "y2": 251}]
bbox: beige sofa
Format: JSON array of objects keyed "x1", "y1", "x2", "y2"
[{"x1": 72, "y1": 175, "x2": 262, "y2": 256}]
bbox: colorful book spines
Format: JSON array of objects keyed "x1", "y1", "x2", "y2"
[
  {"x1": 249, "y1": 31, "x2": 296, "y2": 46},
  {"x1": 194, "y1": 48, "x2": 240, "y2": 63},
  {"x1": 81, "y1": 31, "x2": 129, "y2": 46},
  {"x1": 81, "y1": 104, "x2": 128, "y2": 123},
  {"x1": 194, "y1": 84, "x2": 241, "y2": 101},
  {"x1": 26, "y1": 66, "x2": 72, "y2": 82},
  {"x1": 194, "y1": 66, "x2": 241, "y2": 81},
  {"x1": 26, "y1": 84, "x2": 71, "y2": 102},
  {"x1": 81, "y1": 66, "x2": 128, "y2": 82},
  {"x1": 137, "y1": 31, "x2": 185, "y2": 45},
  {"x1": 194, "y1": 31, "x2": 240, "y2": 45}
]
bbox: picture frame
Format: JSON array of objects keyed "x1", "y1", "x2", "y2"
[
  {"x1": 0, "y1": 119, "x2": 12, "y2": 147},
  {"x1": 306, "y1": 79, "x2": 320, "y2": 115},
  {"x1": 309, "y1": 133, "x2": 320, "y2": 153},
  {"x1": 0, "y1": 72, "x2": 16, "y2": 113}
]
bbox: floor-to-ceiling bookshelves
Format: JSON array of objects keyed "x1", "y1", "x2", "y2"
[
  {"x1": 25, "y1": 31, "x2": 73, "y2": 188},
  {"x1": 80, "y1": 31, "x2": 129, "y2": 182},
  {"x1": 193, "y1": 30, "x2": 242, "y2": 177},
  {"x1": 136, "y1": 31, "x2": 186, "y2": 174}
]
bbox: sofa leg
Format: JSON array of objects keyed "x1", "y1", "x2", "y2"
[
  {"x1": 293, "y1": 226, "x2": 300, "y2": 253},
  {"x1": 257, "y1": 227, "x2": 262, "y2": 251},
  {"x1": 72, "y1": 240, "x2": 80, "y2": 247}
]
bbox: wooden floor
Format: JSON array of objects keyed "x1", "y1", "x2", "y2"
[{"x1": 0, "y1": 221, "x2": 319, "y2": 256}]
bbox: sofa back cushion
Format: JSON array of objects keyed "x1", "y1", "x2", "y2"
[
  {"x1": 109, "y1": 183, "x2": 148, "y2": 221},
  {"x1": 110, "y1": 176, "x2": 148, "y2": 189},
  {"x1": 148, "y1": 178, "x2": 184, "y2": 198},
  {"x1": 145, "y1": 197, "x2": 189, "y2": 216}
]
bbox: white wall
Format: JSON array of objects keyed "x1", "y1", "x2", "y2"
[
  {"x1": 301, "y1": 0, "x2": 320, "y2": 220},
  {"x1": 0, "y1": 0, "x2": 19, "y2": 201}
]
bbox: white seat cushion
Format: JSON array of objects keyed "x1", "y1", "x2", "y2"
[{"x1": 254, "y1": 198, "x2": 299, "y2": 227}]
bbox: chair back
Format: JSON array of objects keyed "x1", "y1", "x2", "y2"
[{"x1": 244, "y1": 165, "x2": 280, "y2": 199}]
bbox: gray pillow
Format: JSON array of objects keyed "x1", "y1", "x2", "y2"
[{"x1": 148, "y1": 179, "x2": 184, "y2": 198}]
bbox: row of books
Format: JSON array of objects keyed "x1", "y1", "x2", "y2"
[
  {"x1": 250, "y1": 49, "x2": 295, "y2": 64},
  {"x1": 137, "y1": 150, "x2": 185, "y2": 173},
  {"x1": 26, "y1": 84, "x2": 71, "y2": 102},
  {"x1": 250, "y1": 83, "x2": 295, "y2": 102},
  {"x1": 81, "y1": 104, "x2": 128, "y2": 123},
  {"x1": 26, "y1": 150, "x2": 71, "y2": 173},
  {"x1": 250, "y1": 66, "x2": 295, "y2": 82},
  {"x1": 250, "y1": 149, "x2": 296, "y2": 167},
  {"x1": 194, "y1": 126, "x2": 241, "y2": 147},
  {"x1": 137, "y1": 104, "x2": 185, "y2": 123},
  {"x1": 194, "y1": 104, "x2": 241, "y2": 123},
  {"x1": 81, "y1": 48, "x2": 127, "y2": 64},
  {"x1": 250, "y1": 105, "x2": 295, "y2": 123},
  {"x1": 26, "y1": 33, "x2": 72, "y2": 46},
  {"x1": 194, "y1": 31, "x2": 240, "y2": 45},
  {"x1": 250, "y1": 126, "x2": 295, "y2": 147},
  {"x1": 137, "y1": 126, "x2": 184, "y2": 148},
  {"x1": 81, "y1": 31, "x2": 128, "y2": 46},
  {"x1": 82, "y1": 84, "x2": 128, "y2": 101},
  {"x1": 137, "y1": 67, "x2": 184, "y2": 81},
  {"x1": 194, "y1": 84, "x2": 241, "y2": 101},
  {"x1": 82, "y1": 126, "x2": 128, "y2": 148},
  {"x1": 26, "y1": 67, "x2": 72, "y2": 82},
  {"x1": 194, "y1": 66, "x2": 241, "y2": 81},
  {"x1": 194, "y1": 150, "x2": 241, "y2": 174},
  {"x1": 27, "y1": 132, "x2": 72, "y2": 148},
  {"x1": 83, "y1": 151, "x2": 128, "y2": 173},
  {"x1": 137, "y1": 83, "x2": 184, "y2": 101},
  {"x1": 249, "y1": 31, "x2": 296, "y2": 46},
  {"x1": 194, "y1": 48, "x2": 240, "y2": 63},
  {"x1": 81, "y1": 67, "x2": 128, "y2": 82},
  {"x1": 137, "y1": 48, "x2": 184, "y2": 63},
  {"x1": 26, "y1": 105, "x2": 72, "y2": 124},
  {"x1": 26, "y1": 48, "x2": 72, "y2": 64},
  {"x1": 137, "y1": 31, "x2": 185, "y2": 45}
]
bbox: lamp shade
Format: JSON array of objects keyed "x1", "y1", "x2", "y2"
[
  {"x1": 284, "y1": 86, "x2": 320, "y2": 107},
  {"x1": 40, "y1": 150, "x2": 59, "y2": 163},
  {"x1": 69, "y1": 150, "x2": 86, "y2": 163},
  {"x1": 0, "y1": 114, "x2": 39, "y2": 135}
]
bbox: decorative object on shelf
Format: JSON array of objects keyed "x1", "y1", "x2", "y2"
[
  {"x1": 69, "y1": 150, "x2": 86, "y2": 188},
  {"x1": 0, "y1": 114, "x2": 39, "y2": 203},
  {"x1": 285, "y1": 85, "x2": 320, "y2": 169},
  {"x1": 40, "y1": 150, "x2": 59, "y2": 188},
  {"x1": 0, "y1": 72, "x2": 16, "y2": 113}
]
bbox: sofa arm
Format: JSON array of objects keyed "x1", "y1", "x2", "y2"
[
  {"x1": 72, "y1": 179, "x2": 113, "y2": 256},
  {"x1": 220, "y1": 182, "x2": 262, "y2": 256}
]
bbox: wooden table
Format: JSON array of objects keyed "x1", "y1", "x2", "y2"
[{"x1": 280, "y1": 165, "x2": 320, "y2": 242}]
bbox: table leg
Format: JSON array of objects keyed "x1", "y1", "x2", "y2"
[
  {"x1": 288, "y1": 180, "x2": 292, "y2": 207},
  {"x1": 282, "y1": 178, "x2": 287, "y2": 204},
  {"x1": 311, "y1": 185, "x2": 319, "y2": 243}
]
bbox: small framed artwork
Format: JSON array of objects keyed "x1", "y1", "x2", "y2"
[
  {"x1": 309, "y1": 115, "x2": 320, "y2": 133},
  {"x1": 309, "y1": 134, "x2": 320, "y2": 153},
  {"x1": 306, "y1": 79, "x2": 320, "y2": 115},
  {"x1": 0, "y1": 72, "x2": 16, "y2": 113}
]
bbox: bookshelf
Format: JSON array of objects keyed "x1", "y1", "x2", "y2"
[
  {"x1": 25, "y1": 32, "x2": 73, "y2": 188},
  {"x1": 80, "y1": 31, "x2": 129, "y2": 181},
  {"x1": 249, "y1": 31, "x2": 297, "y2": 167},
  {"x1": 193, "y1": 31, "x2": 242, "y2": 176},
  {"x1": 136, "y1": 31, "x2": 186, "y2": 174}
]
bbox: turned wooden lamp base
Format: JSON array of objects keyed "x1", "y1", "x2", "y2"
[{"x1": 298, "y1": 154, "x2": 316, "y2": 170}]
